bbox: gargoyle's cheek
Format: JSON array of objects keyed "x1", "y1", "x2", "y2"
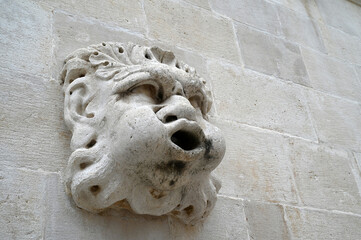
[{"x1": 108, "y1": 107, "x2": 169, "y2": 168}]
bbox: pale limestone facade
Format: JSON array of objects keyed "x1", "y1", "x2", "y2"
[{"x1": 1, "y1": 0, "x2": 361, "y2": 239}]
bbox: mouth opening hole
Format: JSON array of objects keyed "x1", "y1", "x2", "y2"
[{"x1": 171, "y1": 130, "x2": 200, "y2": 151}]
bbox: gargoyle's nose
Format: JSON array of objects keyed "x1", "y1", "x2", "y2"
[{"x1": 155, "y1": 95, "x2": 197, "y2": 123}]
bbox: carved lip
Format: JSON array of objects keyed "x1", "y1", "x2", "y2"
[{"x1": 166, "y1": 119, "x2": 206, "y2": 162}]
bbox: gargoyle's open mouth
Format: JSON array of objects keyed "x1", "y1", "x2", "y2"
[{"x1": 171, "y1": 130, "x2": 201, "y2": 151}]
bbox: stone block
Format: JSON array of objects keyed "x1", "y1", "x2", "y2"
[
  {"x1": 285, "y1": 207, "x2": 361, "y2": 240},
  {"x1": 0, "y1": 69, "x2": 71, "y2": 172},
  {"x1": 52, "y1": 11, "x2": 148, "y2": 79},
  {"x1": 289, "y1": 139, "x2": 361, "y2": 213},
  {"x1": 0, "y1": 0, "x2": 52, "y2": 77},
  {"x1": 278, "y1": 7, "x2": 325, "y2": 51},
  {"x1": 144, "y1": 0, "x2": 240, "y2": 63},
  {"x1": 169, "y1": 196, "x2": 248, "y2": 240},
  {"x1": 320, "y1": 24, "x2": 361, "y2": 65},
  {"x1": 244, "y1": 201, "x2": 290, "y2": 240},
  {"x1": 0, "y1": 167, "x2": 47, "y2": 239},
  {"x1": 305, "y1": 89, "x2": 361, "y2": 151},
  {"x1": 38, "y1": 0, "x2": 147, "y2": 34},
  {"x1": 236, "y1": 24, "x2": 309, "y2": 86},
  {"x1": 44, "y1": 173, "x2": 172, "y2": 240},
  {"x1": 207, "y1": 61, "x2": 316, "y2": 140},
  {"x1": 316, "y1": 0, "x2": 361, "y2": 39},
  {"x1": 301, "y1": 47, "x2": 361, "y2": 102},
  {"x1": 210, "y1": 0, "x2": 282, "y2": 35},
  {"x1": 212, "y1": 118, "x2": 298, "y2": 204}
]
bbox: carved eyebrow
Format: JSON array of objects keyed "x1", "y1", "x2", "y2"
[
  {"x1": 181, "y1": 80, "x2": 208, "y2": 111},
  {"x1": 112, "y1": 72, "x2": 156, "y2": 94},
  {"x1": 112, "y1": 71, "x2": 179, "y2": 98},
  {"x1": 112, "y1": 71, "x2": 209, "y2": 112}
]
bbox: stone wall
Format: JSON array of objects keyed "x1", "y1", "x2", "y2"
[{"x1": 1, "y1": 0, "x2": 361, "y2": 239}]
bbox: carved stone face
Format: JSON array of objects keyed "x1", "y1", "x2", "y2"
[{"x1": 62, "y1": 42, "x2": 225, "y2": 224}]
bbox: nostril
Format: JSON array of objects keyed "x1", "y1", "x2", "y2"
[
  {"x1": 171, "y1": 130, "x2": 200, "y2": 151},
  {"x1": 165, "y1": 115, "x2": 177, "y2": 123}
]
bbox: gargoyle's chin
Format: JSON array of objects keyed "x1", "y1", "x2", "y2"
[{"x1": 128, "y1": 182, "x2": 183, "y2": 216}]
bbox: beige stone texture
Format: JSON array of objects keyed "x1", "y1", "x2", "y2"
[
  {"x1": 208, "y1": 61, "x2": 316, "y2": 140},
  {"x1": 285, "y1": 207, "x2": 361, "y2": 240},
  {"x1": 1, "y1": 0, "x2": 361, "y2": 238},
  {"x1": 244, "y1": 201, "x2": 290, "y2": 240},
  {"x1": 301, "y1": 47, "x2": 361, "y2": 102},
  {"x1": 184, "y1": 0, "x2": 210, "y2": 10},
  {"x1": 236, "y1": 24, "x2": 310, "y2": 86},
  {"x1": 320, "y1": 23, "x2": 361, "y2": 65},
  {"x1": 210, "y1": 0, "x2": 282, "y2": 35},
  {"x1": 52, "y1": 11, "x2": 148, "y2": 79},
  {"x1": 144, "y1": 0, "x2": 240, "y2": 63},
  {"x1": 169, "y1": 197, "x2": 248, "y2": 240},
  {"x1": 278, "y1": 7, "x2": 325, "y2": 51},
  {"x1": 289, "y1": 139, "x2": 361, "y2": 213},
  {"x1": 212, "y1": 119, "x2": 298, "y2": 204},
  {"x1": 269, "y1": 0, "x2": 321, "y2": 19},
  {"x1": 316, "y1": 0, "x2": 361, "y2": 38},
  {"x1": 38, "y1": 0, "x2": 147, "y2": 34},
  {"x1": 355, "y1": 65, "x2": 361, "y2": 84},
  {"x1": 0, "y1": 0, "x2": 52, "y2": 77},
  {"x1": 0, "y1": 69, "x2": 70, "y2": 172},
  {"x1": 0, "y1": 167, "x2": 46, "y2": 239},
  {"x1": 305, "y1": 89, "x2": 361, "y2": 151},
  {"x1": 355, "y1": 152, "x2": 361, "y2": 172}
]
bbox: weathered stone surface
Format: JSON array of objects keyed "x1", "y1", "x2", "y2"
[
  {"x1": 236, "y1": 24, "x2": 309, "y2": 86},
  {"x1": 0, "y1": 0, "x2": 52, "y2": 77},
  {"x1": 355, "y1": 65, "x2": 361, "y2": 85},
  {"x1": 184, "y1": 0, "x2": 211, "y2": 10},
  {"x1": 210, "y1": 0, "x2": 281, "y2": 35},
  {"x1": 320, "y1": 23, "x2": 361, "y2": 65},
  {"x1": 351, "y1": 152, "x2": 361, "y2": 198},
  {"x1": 44, "y1": 173, "x2": 172, "y2": 240},
  {"x1": 355, "y1": 152, "x2": 361, "y2": 173},
  {"x1": 61, "y1": 42, "x2": 225, "y2": 224},
  {"x1": 169, "y1": 196, "x2": 248, "y2": 240},
  {"x1": 1, "y1": 0, "x2": 361, "y2": 238},
  {"x1": 269, "y1": 0, "x2": 320, "y2": 19},
  {"x1": 285, "y1": 207, "x2": 361, "y2": 240},
  {"x1": 212, "y1": 118, "x2": 298, "y2": 204},
  {"x1": 52, "y1": 11, "x2": 148, "y2": 79},
  {"x1": 301, "y1": 47, "x2": 361, "y2": 102},
  {"x1": 244, "y1": 201, "x2": 290, "y2": 240},
  {"x1": 207, "y1": 61, "x2": 316, "y2": 140},
  {"x1": 144, "y1": 0, "x2": 240, "y2": 63},
  {"x1": 316, "y1": 0, "x2": 361, "y2": 38},
  {"x1": 278, "y1": 7, "x2": 325, "y2": 51},
  {"x1": 289, "y1": 139, "x2": 361, "y2": 213},
  {"x1": 305, "y1": 89, "x2": 361, "y2": 151},
  {"x1": 38, "y1": 0, "x2": 147, "y2": 34},
  {"x1": 0, "y1": 167, "x2": 46, "y2": 239},
  {"x1": 0, "y1": 69, "x2": 70, "y2": 172}
]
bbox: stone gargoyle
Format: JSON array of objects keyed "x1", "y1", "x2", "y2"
[{"x1": 61, "y1": 42, "x2": 226, "y2": 225}]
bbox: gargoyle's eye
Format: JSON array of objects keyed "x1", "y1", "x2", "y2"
[{"x1": 129, "y1": 84, "x2": 161, "y2": 102}]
